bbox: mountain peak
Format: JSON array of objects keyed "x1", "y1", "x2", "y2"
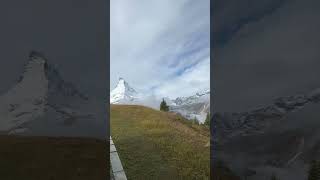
[
  {"x1": 17, "y1": 50, "x2": 48, "y2": 83},
  {"x1": 173, "y1": 89, "x2": 210, "y2": 106},
  {"x1": 195, "y1": 89, "x2": 210, "y2": 96},
  {"x1": 117, "y1": 77, "x2": 126, "y2": 86},
  {"x1": 110, "y1": 78, "x2": 139, "y2": 104},
  {"x1": 0, "y1": 51, "x2": 101, "y2": 137},
  {"x1": 18, "y1": 51, "x2": 88, "y2": 100},
  {"x1": 30, "y1": 50, "x2": 44, "y2": 57},
  {"x1": 29, "y1": 51, "x2": 47, "y2": 63},
  {"x1": 114, "y1": 78, "x2": 135, "y2": 91}
]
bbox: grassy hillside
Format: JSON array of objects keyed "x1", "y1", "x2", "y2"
[
  {"x1": 0, "y1": 135, "x2": 107, "y2": 180},
  {"x1": 111, "y1": 105, "x2": 210, "y2": 180}
]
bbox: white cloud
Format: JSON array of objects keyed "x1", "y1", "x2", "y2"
[
  {"x1": 111, "y1": 0, "x2": 210, "y2": 98},
  {"x1": 155, "y1": 57, "x2": 210, "y2": 98}
]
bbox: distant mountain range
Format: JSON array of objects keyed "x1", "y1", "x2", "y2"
[
  {"x1": 110, "y1": 78, "x2": 210, "y2": 123},
  {"x1": 213, "y1": 88, "x2": 320, "y2": 180},
  {"x1": 0, "y1": 51, "x2": 105, "y2": 138}
]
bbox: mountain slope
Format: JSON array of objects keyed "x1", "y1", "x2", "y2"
[
  {"x1": 213, "y1": 88, "x2": 320, "y2": 180},
  {"x1": 111, "y1": 105, "x2": 210, "y2": 179},
  {"x1": 0, "y1": 51, "x2": 105, "y2": 138}
]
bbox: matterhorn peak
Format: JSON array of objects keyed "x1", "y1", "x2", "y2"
[
  {"x1": 19, "y1": 50, "x2": 88, "y2": 101},
  {"x1": 0, "y1": 51, "x2": 101, "y2": 137},
  {"x1": 116, "y1": 77, "x2": 129, "y2": 88},
  {"x1": 27, "y1": 51, "x2": 47, "y2": 64},
  {"x1": 114, "y1": 78, "x2": 137, "y2": 93},
  {"x1": 110, "y1": 78, "x2": 139, "y2": 104},
  {"x1": 29, "y1": 50, "x2": 45, "y2": 58}
]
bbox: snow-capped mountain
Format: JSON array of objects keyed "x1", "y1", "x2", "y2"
[
  {"x1": 212, "y1": 88, "x2": 320, "y2": 180},
  {"x1": 213, "y1": 88, "x2": 320, "y2": 143},
  {"x1": 110, "y1": 78, "x2": 140, "y2": 104},
  {"x1": 170, "y1": 89, "x2": 210, "y2": 123},
  {"x1": 173, "y1": 89, "x2": 210, "y2": 106},
  {"x1": 110, "y1": 78, "x2": 210, "y2": 123},
  {"x1": 0, "y1": 51, "x2": 105, "y2": 138},
  {"x1": 0, "y1": 51, "x2": 48, "y2": 134}
]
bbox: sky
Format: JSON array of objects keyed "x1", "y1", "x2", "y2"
[
  {"x1": 110, "y1": 0, "x2": 210, "y2": 99},
  {"x1": 212, "y1": 0, "x2": 320, "y2": 112}
]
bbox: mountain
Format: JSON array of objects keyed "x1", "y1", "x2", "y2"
[
  {"x1": 110, "y1": 78, "x2": 140, "y2": 104},
  {"x1": 110, "y1": 78, "x2": 162, "y2": 109},
  {"x1": 170, "y1": 89, "x2": 210, "y2": 123},
  {"x1": 0, "y1": 51, "x2": 105, "y2": 138},
  {"x1": 213, "y1": 89, "x2": 320, "y2": 143},
  {"x1": 173, "y1": 89, "x2": 210, "y2": 106},
  {"x1": 0, "y1": 51, "x2": 49, "y2": 134},
  {"x1": 212, "y1": 88, "x2": 320, "y2": 180},
  {"x1": 109, "y1": 78, "x2": 210, "y2": 123}
]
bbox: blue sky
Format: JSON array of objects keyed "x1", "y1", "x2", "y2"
[{"x1": 110, "y1": 0, "x2": 210, "y2": 98}]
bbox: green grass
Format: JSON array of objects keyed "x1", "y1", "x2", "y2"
[
  {"x1": 111, "y1": 105, "x2": 210, "y2": 180},
  {"x1": 0, "y1": 135, "x2": 107, "y2": 180}
]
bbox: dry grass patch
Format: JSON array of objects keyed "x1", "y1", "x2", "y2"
[{"x1": 111, "y1": 105, "x2": 210, "y2": 180}]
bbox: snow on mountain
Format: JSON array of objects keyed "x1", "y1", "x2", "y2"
[
  {"x1": 0, "y1": 51, "x2": 48, "y2": 134},
  {"x1": 170, "y1": 89, "x2": 210, "y2": 123},
  {"x1": 110, "y1": 78, "x2": 140, "y2": 104},
  {"x1": 212, "y1": 89, "x2": 320, "y2": 180},
  {"x1": 173, "y1": 89, "x2": 210, "y2": 106},
  {"x1": 213, "y1": 89, "x2": 320, "y2": 142},
  {"x1": 110, "y1": 78, "x2": 210, "y2": 123},
  {"x1": 0, "y1": 51, "x2": 105, "y2": 138}
]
